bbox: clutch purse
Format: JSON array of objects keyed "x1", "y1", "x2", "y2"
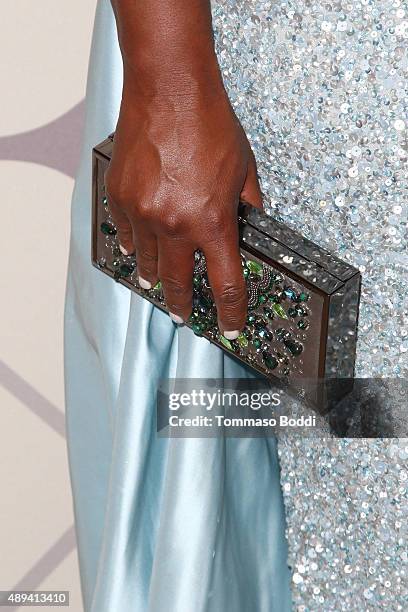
[{"x1": 92, "y1": 134, "x2": 361, "y2": 408}]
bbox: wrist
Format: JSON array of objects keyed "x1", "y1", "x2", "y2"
[
  {"x1": 112, "y1": 0, "x2": 225, "y2": 109},
  {"x1": 122, "y1": 54, "x2": 225, "y2": 101},
  {"x1": 121, "y1": 58, "x2": 228, "y2": 111}
]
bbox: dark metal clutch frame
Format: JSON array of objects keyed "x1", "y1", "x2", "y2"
[{"x1": 92, "y1": 134, "x2": 362, "y2": 410}]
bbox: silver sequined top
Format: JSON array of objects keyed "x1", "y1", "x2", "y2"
[{"x1": 212, "y1": 1, "x2": 408, "y2": 608}]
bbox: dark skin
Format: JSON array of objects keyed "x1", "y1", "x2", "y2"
[{"x1": 106, "y1": 0, "x2": 263, "y2": 339}]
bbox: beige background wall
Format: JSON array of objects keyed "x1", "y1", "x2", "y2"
[{"x1": 0, "y1": 2, "x2": 98, "y2": 610}]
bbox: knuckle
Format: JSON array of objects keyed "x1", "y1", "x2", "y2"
[
  {"x1": 136, "y1": 199, "x2": 154, "y2": 221},
  {"x1": 138, "y1": 264, "x2": 156, "y2": 278},
  {"x1": 217, "y1": 284, "x2": 246, "y2": 309},
  {"x1": 138, "y1": 249, "x2": 158, "y2": 263},
  {"x1": 205, "y1": 208, "x2": 224, "y2": 226},
  {"x1": 162, "y1": 277, "x2": 190, "y2": 299},
  {"x1": 162, "y1": 214, "x2": 184, "y2": 236},
  {"x1": 137, "y1": 250, "x2": 158, "y2": 275}
]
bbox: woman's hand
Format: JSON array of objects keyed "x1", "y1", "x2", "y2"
[
  {"x1": 107, "y1": 0, "x2": 263, "y2": 339},
  {"x1": 105, "y1": 89, "x2": 262, "y2": 338}
]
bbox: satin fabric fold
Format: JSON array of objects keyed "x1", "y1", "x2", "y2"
[{"x1": 64, "y1": 2, "x2": 292, "y2": 610}]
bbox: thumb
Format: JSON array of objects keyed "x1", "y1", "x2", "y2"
[{"x1": 240, "y1": 149, "x2": 263, "y2": 210}]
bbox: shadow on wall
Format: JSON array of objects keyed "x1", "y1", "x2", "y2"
[{"x1": 0, "y1": 101, "x2": 85, "y2": 178}]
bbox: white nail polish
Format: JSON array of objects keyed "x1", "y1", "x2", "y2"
[
  {"x1": 138, "y1": 276, "x2": 152, "y2": 290},
  {"x1": 223, "y1": 330, "x2": 240, "y2": 340},
  {"x1": 119, "y1": 244, "x2": 129, "y2": 256},
  {"x1": 170, "y1": 312, "x2": 184, "y2": 325}
]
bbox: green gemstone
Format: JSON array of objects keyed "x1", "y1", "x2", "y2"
[
  {"x1": 247, "y1": 313, "x2": 257, "y2": 324},
  {"x1": 153, "y1": 281, "x2": 162, "y2": 290},
  {"x1": 237, "y1": 333, "x2": 249, "y2": 348},
  {"x1": 262, "y1": 352, "x2": 278, "y2": 370},
  {"x1": 243, "y1": 268, "x2": 250, "y2": 278},
  {"x1": 193, "y1": 275, "x2": 201, "y2": 286},
  {"x1": 102, "y1": 196, "x2": 108, "y2": 206},
  {"x1": 298, "y1": 292, "x2": 309, "y2": 302},
  {"x1": 192, "y1": 322, "x2": 205, "y2": 335},
  {"x1": 258, "y1": 294, "x2": 267, "y2": 305},
  {"x1": 220, "y1": 335, "x2": 233, "y2": 350},
  {"x1": 268, "y1": 294, "x2": 280, "y2": 303},
  {"x1": 119, "y1": 264, "x2": 134, "y2": 277},
  {"x1": 100, "y1": 221, "x2": 116, "y2": 236},
  {"x1": 246, "y1": 260, "x2": 263, "y2": 275},
  {"x1": 288, "y1": 307, "x2": 298, "y2": 318},
  {"x1": 284, "y1": 339, "x2": 303, "y2": 356},
  {"x1": 297, "y1": 319, "x2": 309, "y2": 330},
  {"x1": 253, "y1": 338, "x2": 261, "y2": 349},
  {"x1": 272, "y1": 303, "x2": 288, "y2": 319}
]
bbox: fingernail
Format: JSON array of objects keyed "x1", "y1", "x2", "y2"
[
  {"x1": 138, "y1": 276, "x2": 152, "y2": 290},
  {"x1": 169, "y1": 312, "x2": 184, "y2": 325},
  {"x1": 119, "y1": 244, "x2": 129, "y2": 256},
  {"x1": 223, "y1": 330, "x2": 240, "y2": 340}
]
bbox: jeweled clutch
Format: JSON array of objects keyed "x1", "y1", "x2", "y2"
[{"x1": 92, "y1": 134, "x2": 361, "y2": 407}]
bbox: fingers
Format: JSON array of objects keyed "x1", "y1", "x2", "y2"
[
  {"x1": 105, "y1": 192, "x2": 135, "y2": 256},
  {"x1": 132, "y1": 223, "x2": 159, "y2": 289},
  {"x1": 203, "y1": 223, "x2": 247, "y2": 338},
  {"x1": 158, "y1": 236, "x2": 195, "y2": 323},
  {"x1": 240, "y1": 149, "x2": 263, "y2": 209},
  {"x1": 105, "y1": 174, "x2": 249, "y2": 337}
]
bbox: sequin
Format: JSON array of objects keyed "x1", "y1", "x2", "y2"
[
  {"x1": 212, "y1": 0, "x2": 407, "y2": 380},
  {"x1": 212, "y1": 1, "x2": 408, "y2": 608}
]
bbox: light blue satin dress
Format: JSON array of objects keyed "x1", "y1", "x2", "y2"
[{"x1": 64, "y1": 2, "x2": 291, "y2": 610}]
